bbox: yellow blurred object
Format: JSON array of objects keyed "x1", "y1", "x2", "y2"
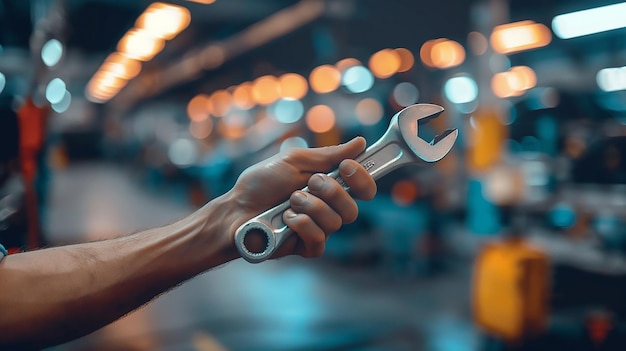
[
  {"x1": 490, "y1": 20, "x2": 552, "y2": 55},
  {"x1": 420, "y1": 39, "x2": 446, "y2": 68},
  {"x1": 467, "y1": 108, "x2": 507, "y2": 172},
  {"x1": 117, "y1": 29, "x2": 165, "y2": 61},
  {"x1": 210, "y1": 90, "x2": 232, "y2": 117},
  {"x1": 472, "y1": 238, "x2": 549, "y2": 341}
]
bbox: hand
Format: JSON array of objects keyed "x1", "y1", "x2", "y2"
[{"x1": 226, "y1": 137, "x2": 377, "y2": 259}]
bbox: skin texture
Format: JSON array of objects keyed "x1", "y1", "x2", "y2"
[{"x1": 0, "y1": 137, "x2": 376, "y2": 350}]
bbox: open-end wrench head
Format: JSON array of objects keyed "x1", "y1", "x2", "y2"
[{"x1": 395, "y1": 104, "x2": 458, "y2": 162}]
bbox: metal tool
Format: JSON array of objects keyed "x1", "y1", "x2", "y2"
[{"x1": 235, "y1": 103, "x2": 458, "y2": 263}]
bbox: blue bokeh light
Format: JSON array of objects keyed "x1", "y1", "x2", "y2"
[
  {"x1": 342, "y1": 66, "x2": 374, "y2": 93},
  {"x1": 271, "y1": 99, "x2": 304, "y2": 124},
  {"x1": 444, "y1": 76, "x2": 478, "y2": 104}
]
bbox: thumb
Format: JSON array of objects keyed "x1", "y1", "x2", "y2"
[{"x1": 294, "y1": 136, "x2": 366, "y2": 171}]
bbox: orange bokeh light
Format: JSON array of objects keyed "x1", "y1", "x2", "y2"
[
  {"x1": 355, "y1": 98, "x2": 384, "y2": 126},
  {"x1": 509, "y1": 66, "x2": 537, "y2": 91},
  {"x1": 101, "y1": 53, "x2": 142, "y2": 80},
  {"x1": 309, "y1": 65, "x2": 341, "y2": 94},
  {"x1": 210, "y1": 90, "x2": 232, "y2": 117},
  {"x1": 306, "y1": 105, "x2": 336, "y2": 133},
  {"x1": 189, "y1": 119, "x2": 213, "y2": 139},
  {"x1": 187, "y1": 94, "x2": 211, "y2": 121},
  {"x1": 335, "y1": 58, "x2": 361, "y2": 72},
  {"x1": 490, "y1": 20, "x2": 552, "y2": 55},
  {"x1": 279, "y1": 73, "x2": 308, "y2": 99},
  {"x1": 232, "y1": 82, "x2": 255, "y2": 110},
  {"x1": 252, "y1": 75, "x2": 281, "y2": 105},
  {"x1": 117, "y1": 29, "x2": 165, "y2": 61},
  {"x1": 369, "y1": 49, "x2": 401, "y2": 78},
  {"x1": 136, "y1": 2, "x2": 191, "y2": 40},
  {"x1": 491, "y1": 66, "x2": 537, "y2": 98},
  {"x1": 394, "y1": 48, "x2": 415, "y2": 72},
  {"x1": 420, "y1": 39, "x2": 446, "y2": 68},
  {"x1": 430, "y1": 39, "x2": 465, "y2": 69}
]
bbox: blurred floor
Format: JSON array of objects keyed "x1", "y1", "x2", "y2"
[{"x1": 44, "y1": 163, "x2": 478, "y2": 351}]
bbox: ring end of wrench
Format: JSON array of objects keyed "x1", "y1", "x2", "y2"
[{"x1": 235, "y1": 221, "x2": 277, "y2": 263}]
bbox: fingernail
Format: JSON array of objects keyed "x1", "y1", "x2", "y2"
[
  {"x1": 309, "y1": 174, "x2": 325, "y2": 192},
  {"x1": 285, "y1": 209, "x2": 298, "y2": 219},
  {"x1": 340, "y1": 162, "x2": 357, "y2": 177},
  {"x1": 291, "y1": 192, "x2": 307, "y2": 206}
]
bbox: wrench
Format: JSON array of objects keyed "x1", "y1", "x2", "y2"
[{"x1": 235, "y1": 103, "x2": 458, "y2": 263}]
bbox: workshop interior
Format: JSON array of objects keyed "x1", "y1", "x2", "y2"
[{"x1": 2, "y1": 0, "x2": 626, "y2": 350}]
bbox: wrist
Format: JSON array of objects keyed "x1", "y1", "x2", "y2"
[{"x1": 185, "y1": 191, "x2": 243, "y2": 268}]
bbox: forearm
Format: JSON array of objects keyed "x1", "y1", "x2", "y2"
[{"x1": 0, "y1": 193, "x2": 239, "y2": 350}]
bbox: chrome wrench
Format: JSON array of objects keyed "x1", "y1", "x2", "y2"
[{"x1": 235, "y1": 103, "x2": 458, "y2": 263}]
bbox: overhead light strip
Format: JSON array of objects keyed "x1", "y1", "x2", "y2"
[{"x1": 552, "y1": 2, "x2": 626, "y2": 39}]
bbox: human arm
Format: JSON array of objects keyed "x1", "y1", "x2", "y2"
[{"x1": 0, "y1": 137, "x2": 376, "y2": 349}]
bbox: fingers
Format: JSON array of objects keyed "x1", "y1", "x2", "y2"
[
  {"x1": 339, "y1": 159, "x2": 377, "y2": 200},
  {"x1": 289, "y1": 136, "x2": 366, "y2": 172},
  {"x1": 282, "y1": 163, "x2": 377, "y2": 258},
  {"x1": 283, "y1": 209, "x2": 326, "y2": 258}
]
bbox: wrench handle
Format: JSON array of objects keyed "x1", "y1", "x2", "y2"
[{"x1": 234, "y1": 169, "x2": 347, "y2": 263}]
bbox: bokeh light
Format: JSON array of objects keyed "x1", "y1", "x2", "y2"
[
  {"x1": 597, "y1": 66, "x2": 626, "y2": 92},
  {"x1": 270, "y1": 99, "x2": 304, "y2": 124},
  {"x1": 490, "y1": 20, "x2": 552, "y2": 55},
  {"x1": 394, "y1": 48, "x2": 415, "y2": 72},
  {"x1": 468, "y1": 32, "x2": 488, "y2": 55},
  {"x1": 210, "y1": 89, "x2": 232, "y2": 117},
  {"x1": 355, "y1": 98, "x2": 384, "y2": 125},
  {"x1": 41, "y1": 39, "x2": 63, "y2": 67},
  {"x1": 232, "y1": 82, "x2": 255, "y2": 110},
  {"x1": 309, "y1": 65, "x2": 341, "y2": 94},
  {"x1": 101, "y1": 53, "x2": 142, "y2": 80},
  {"x1": 136, "y1": 2, "x2": 191, "y2": 40},
  {"x1": 46, "y1": 78, "x2": 67, "y2": 104},
  {"x1": 369, "y1": 49, "x2": 401, "y2": 78},
  {"x1": 430, "y1": 39, "x2": 466, "y2": 69},
  {"x1": 342, "y1": 66, "x2": 374, "y2": 93},
  {"x1": 252, "y1": 75, "x2": 281, "y2": 105},
  {"x1": 444, "y1": 76, "x2": 478, "y2": 104},
  {"x1": 117, "y1": 29, "x2": 165, "y2": 61},
  {"x1": 306, "y1": 105, "x2": 336, "y2": 133},
  {"x1": 279, "y1": 73, "x2": 308, "y2": 100},
  {"x1": 187, "y1": 94, "x2": 211, "y2": 122},
  {"x1": 280, "y1": 137, "x2": 309, "y2": 152},
  {"x1": 420, "y1": 39, "x2": 446, "y2": 68},
  {"x1": 189, "y1": 119, "x2": 213, "y2": 139},
  {"x1": 336, "y1": 58, "x2": 361, "y2": 73},
  {"x1": 392, "y1": 82, "x2": 419, "y2": 107},
  {"x1": 51, "y1": 91, "x2": 72, "y2": 113},
  {"x1": 168, "y1": 138, "x2": 197, "y2": 167}
]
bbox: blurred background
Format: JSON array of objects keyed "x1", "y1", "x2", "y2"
[{"x1": 2, "y1": 0, "x2": 626, "y2": 350}]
